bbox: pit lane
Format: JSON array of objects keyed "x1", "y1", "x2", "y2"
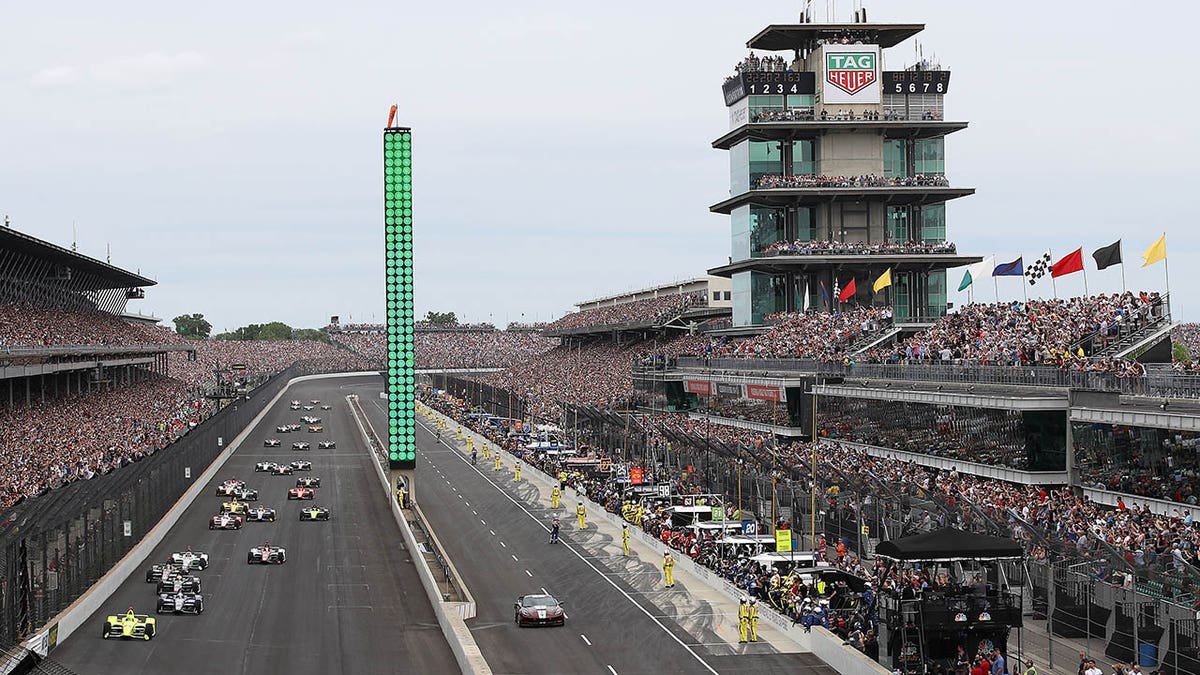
[{"x1": 52, "y1": 376, "x2": 457, "y2": 675}]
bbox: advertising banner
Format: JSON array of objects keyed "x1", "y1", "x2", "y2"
[
  {"x1": 775, "y1": 529, "x2": 793, "y2": 553},
  {"x1": 746, "y1": 384, "x2": 785, "y2": 402},
  {"x1": 715, "y1": 382, "x2": 743, "y2": 397},
  {"x1": 822, "y1": 44, "x2": 881, "y2": 104},
  {"x1": 684, "y1": 380, "x2": 713, "y2": 396}
]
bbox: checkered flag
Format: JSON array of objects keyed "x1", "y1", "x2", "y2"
[{"x1": 1025, "y1": 251, "x2": 1052, "y2": 285}]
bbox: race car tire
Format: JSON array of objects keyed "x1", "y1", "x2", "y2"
[
  {"x1": 102, "y1": 624, "x2": 110, "y2": 638},
  {"x1": 247, "y1": 553, "x2": 255, "y2": 564},
  {"x1": 197, "y1": 599, "x2": 204, "y2": 614},
  {"x1": 145, "y1": 624, "x2": 154, "y2": 639}
]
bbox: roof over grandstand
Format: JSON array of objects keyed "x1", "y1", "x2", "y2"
[
  {"x1": 1, "y1": 227, "x2": 155, "y2": 289},
  {"x1": 746, "y1": 23, "x2": 925, "y2": 51},
  {"x1": 712, "y1": 121, "x2": 969, "y2": 150}
]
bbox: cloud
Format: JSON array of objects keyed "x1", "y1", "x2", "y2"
[
  {"x1": 29, "y1": 65, "x2": 81, "y2": 89},
  {"x1": 89, "y1": 51, "x2": 208, "y2": 91}
]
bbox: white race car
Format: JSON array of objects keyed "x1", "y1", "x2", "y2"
[
  {"x1": 289, "y1": 460, "x2": 312, "y2": 471},
  {"x1": 255, "y1": 461, "x2": 281, "y2": 472},
  {"x1": 317, "y1": 440, "x2": 336, "y2": 449},
  {"x1": 170, "y1": 548, "x2": 209, "y2": 571},
  {"x1": 271, "y1": 463, "x2": 294, "y2": 475},
  {"x1": 247, "y1": 543, "x2": 287, "y2": 565},
  {"x1": 263, "y1": 439, "x2": 281, "y2": 447},
  {"x1": 291, "y1": 442, "x2": 311, "y2": 451},
  {"x1": 275, "y1": 426, "x2": 291, "y2": 434},
  {"x1": 320, "y1": 404, "x2": 332, "y2": 410}
]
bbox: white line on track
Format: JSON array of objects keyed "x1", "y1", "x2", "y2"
[
  {"x1": 580, "y1": 634, "x2": 592, "y2": 646},
  {"x1": 607, "y1": 666, "x2": 619, "y2": 675},
  {"x1": 415, "y1": 417, "x2": 720, "y2": 675},
  {"x1": 489, "y1": 530, "x2": 495, "y2": 536},
  {"x1": 472, "y1": 510, "x2": 478, "y2": 515},
  {"x1": 511, "y1": 554, "x2": 518, "y2": 562},
  {"x1": 480, "y1": 519, "x2": 486, "y2": 524},
  {"x1": 541, "y1": 587, "x2": 548, "y2": 594},
  {"x1": 500, "y1": 542, "x2": 506, "y2": 548},
  {"x1": 525, "y1": 570, "x2": 533, "y2": 577}
]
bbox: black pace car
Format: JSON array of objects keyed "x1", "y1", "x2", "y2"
[{"x1": 515, "y1": 594, "x2": 566, "y2": 627}]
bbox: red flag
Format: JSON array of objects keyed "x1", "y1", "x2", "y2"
[
  {"x1": 1051, "y1": 248, "x2": 1084, "y2": 278},
  {"x1": 837, "y1": 278, "x2": 857, "y2": 302}
]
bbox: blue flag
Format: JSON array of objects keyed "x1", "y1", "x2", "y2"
[
  {"x1": 992, "y1": 257, "x2": 1024, "y2": 277},
  {"x1": 820, "y1": 280, "x2": 830, "y2": 307}
]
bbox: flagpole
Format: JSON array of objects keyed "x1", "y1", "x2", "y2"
[
  {"x1": 1119, "y1": 241, "x2": 1127, "y2": 294},
  {"x1": 1163, "y1": 232, "x2": 1171, "y2": 300},
  {"x1": 1082, "y1": 261, "x2": 1089, "y2": 297},
  {"x1": 1048, "y1": 249, "x2": 1057, "y2": 299},
  {"x1": 993, "y1": 253, "x2": 999, "y2": 303}
]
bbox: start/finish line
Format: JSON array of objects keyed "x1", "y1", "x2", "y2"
[{"x1": 384, "y1": 122, "x2": 416, "y2": 470}]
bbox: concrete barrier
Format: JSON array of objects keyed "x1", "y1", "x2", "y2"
[
  {"x1": 24, "y1": 372, "x2": 379, "y2": 657},
  {"x1": 437, "y1": 408, "x2": 890, "y2": 675},
  {"x1": 347, "y1": 396, "x2": 491, "y2": 675}
]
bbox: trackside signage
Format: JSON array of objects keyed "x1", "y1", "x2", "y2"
[
  {"x1": 746, "y1": 384, "x2": 785, "y2": 402},
  {"x1": 684, "y1": 380, "x2": 712, "y2": 395},
  {"x1": 822, "y1": 44, "x2": 880, "y2": 104}
]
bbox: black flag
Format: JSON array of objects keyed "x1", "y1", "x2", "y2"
[{"x1": 1092, "y1": 240, "x2": 1122, "y2": 270}]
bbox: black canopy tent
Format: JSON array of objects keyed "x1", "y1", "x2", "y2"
[{"x1": 875, "y1": 527, "x2": 1024, "y2": 563}]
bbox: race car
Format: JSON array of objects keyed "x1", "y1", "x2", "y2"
[
  {"x1": 157, "y1": 592, "x2": 204, "y2": 615},
  {"x1": 287, "y1": 487, "x2": 315, "y2": 500},
  {"x1": 309, "y1": 399, "x2": 320, "y2": 404},
  {"x1": 210, "y1": 513, "x2": 243, "y2": 530},
  {"x1": 300, "y1": 415, "x2": 320, "y2": 424},
  {"x1": 215, "y1": 480, "x2": 246, "y2": 496},
  {"x1": 263, "y1": 438, "x2": 281, "y2": 447},
  {"x1": 290, "y1": 400, "x2": 301, "y2": 406},
  {"x1": 317, "y1": 440, "x2": 336, "y2": 449},
  {"x1": 299, "y1": 506, "x2": 330, "y2": 521},
  {"x1": 296, "y1": 476, "x2": 321, "y2": 489},
  {"x1": 255, "y1": 461, "x2": 281, "y2": 472},
  {"x1": 290, "y1": 403, "x2": 301, "y2": 410},
  {"x1": 276, "y1": 425, "x2": 291, "y2": 433},
  {"x1": 515, "y1": 594, "x2": 566, "y2": 627},
  {"x1": 302, "y1": 405, "x2": 315, "y2": 411},
  {"x1": 223, "y1": 487, "x2": 258, "y2": 501},
  {"x1": 156, "y1": 573, "x2": 201, "y2": 595},
  {"x1": 247, "y1": 542, "x2": 287, "y2": 564},
  {"x1": 307, "y1": 425, "x2": 323, "y2": 433},
  {"x1": 145, "y1": 562, "x2": 183, "y2": 583},
  {"x1": 291, "y1": 441, "x2": 311, "y2": 451},
  {"x1": 271, "y1": 463, "x2": 294, "y2": 475},
  {"x1": 289, "y1": 460, "x2": 312, "y2": 471},
  {"x1": 245, "y1": 505, "x2": 277, "y2": 522},
  {"x1": 222, "y1": 498, "x2": 251, "y2": 514},
  {"x1": 320, "y1": 404, "x2": 332, "y2": 410},
  {"x1": 286, "y1": 424, "x2": 302, "y2": 431},
  {"x1": 102, "y1": 608, "x2": 156, "y2": 640},
  {"x1": 170, "y1": 548, "x2": 209, "y2": 571}
]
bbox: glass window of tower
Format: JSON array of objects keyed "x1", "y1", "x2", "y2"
[
  {"x1": 749, "y1": 141, "x2": 783, "y2": 189},
  {"x1": 796, "y1": 206, "x2": 815, "y2": 241},
  {"x1": 786, "y1": 94, "x2": 814, "y2": 117},
  {"x1": 750, "y1": 272, "x2": 787, "y2": 324},
  {"x1": 927, "y1": 270, "x2": 947, "y2": 318},
  {"x1": 749, "y1": 207, "x2": 786, "y2": 257},
  {"x1": 748, "y1": 95, "x2": 784, "y2": 122},
  {"x1": 920, "y1": 204, "x2": 946, "y2": 242},
  {"x1": 729, "y1": 141, "x2": 749, "y2": 194},
  {"x1": 883, "y1": 140, "x2": 907, "y2": 178},
  {"x1": 886, "y1": 206, "x2": 910, "y2": 241},
  {"x1": 791, "y1": 140, "x2": 814, "y2": 176},
  {"x1": 914, "y1": 138, "x2": 945, "y2": 175}
]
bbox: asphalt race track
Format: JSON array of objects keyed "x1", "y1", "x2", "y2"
[
  {"x1": 357, "y1": 382, "x2": 837, "y2": 675},
  {"x1": 52, "y1": 376, "x2": 456, "y2": 675}
]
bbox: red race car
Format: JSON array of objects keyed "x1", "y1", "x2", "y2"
[
  {"x1": 209, "y1": 513, "x2": 243, "y2": 530},
  {"x1": 287, "y1": 487, "x2": 315, "y2": 500}
]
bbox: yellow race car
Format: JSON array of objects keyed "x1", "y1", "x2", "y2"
[
  {"x1": 222, "y1": 498, "x2": 248, "y2": 514},
  {"x1": 102, "y1": 608, "x2": 156, "y2": 640}
]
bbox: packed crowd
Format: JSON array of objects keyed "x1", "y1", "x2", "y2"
[
  {"x1": 861, "y1": 292, "x2": 1165, "y2": 367},
  {"x1": 760, "y1": 239, "x2": 955, "y2": 257},
  {"x1": 0, "y1": 303, "x2": 178, "y2": 349},
  {"x1": 693, "y1": 307, "x2": 893, "y2": 360},
  {"x1": 328, "y1": 323, "x2": 384, "y2": 333},
  {"x1": 1171, "y1": 323, "x2": 1200, "y2": 371},
  {"x1": 170, "y1": 339, "x2": 373, "y2": 386},
  {"x1": 754, "y1": 174, "x2": 950, "y2": 189},
  {"x1": 544, "y1": 292, "x2": 706, "y2": 332},
  {"x1": 414, "y1": 321, "x2": 496, "y2": 331},
  {"x1": 411, "y1": 330, "x2": 558, "y2": 369}
]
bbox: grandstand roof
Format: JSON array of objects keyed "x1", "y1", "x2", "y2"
[
  {"x1": 707, "y1": 253, "x2": 983, "y2": 278},
  {"x1": 0, "y1": 227, "x2": 155, "y2": 289}
]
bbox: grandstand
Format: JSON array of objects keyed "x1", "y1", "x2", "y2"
[{"x1": 544, "y1": 277, "x2": 731, "y2": 339}]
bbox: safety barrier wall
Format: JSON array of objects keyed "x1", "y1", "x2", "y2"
[
  {"x1": 346, "y1": 395, "x2": 491, "y2": 675},
  {"x1": 16, "y1": 368, "x2": 371, "y2": 656}
]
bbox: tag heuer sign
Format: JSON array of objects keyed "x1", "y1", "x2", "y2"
[{"x1": 826, "y1": 52, "x2": 877, "y2": 95}]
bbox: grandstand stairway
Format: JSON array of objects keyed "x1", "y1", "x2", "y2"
[
  {"x1": 1109, "y1": 320, "x2": 1177, "y2": 361},
  {"x1": 848, "y1": 324, "x2": 903, "y2": 357}
]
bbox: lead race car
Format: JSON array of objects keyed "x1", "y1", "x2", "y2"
[
  {"x1": 263, "y1": 438, "x2": 282, "y2": 447},
  {"x1": 300, "y1": 415, "x2": 320, "y2": 424},
  {"x1": 247, "y1": 542, "x2": 287, "y2": 564},
  {"x1": 102, "y1": 608, "x2": 156, "y2": 640},
  {"x1": 245, "y1": 505, "x2": 277, "y2": 522},
  {"x1": 514, "y1": 594, "x2": 566, "y2": 627},
  {"x1": 317, "y1": 440, "x2": 336, "y2": 449},
  {"x1": 170, "y1": 547, "x2": 208, "y2": 571}
]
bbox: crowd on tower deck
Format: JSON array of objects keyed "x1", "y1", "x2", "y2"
[
  {"x1": 329, "y1": 323, "x2": 384, "y2": 333},
  {"x1": 859, "y1": 292, "x2": 1164, "y2": 368},
  {"x1": 754, "y1": 174, "x2": 950, "y2": 189},
  {"x1": 544, "y1": 292, "x2": 706, "y2": 332},
  {"x1": 760, "y1": 239, "x2": 955, "y2": 257},
  {"x1": 0, "y1": 304, "x2": 178, "y2": 349},
  {"x1": 752, "y1": 108, "x2": 943, "y2": 123}
]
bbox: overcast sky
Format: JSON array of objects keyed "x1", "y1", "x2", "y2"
[{"x1": 2, "y1": 1, "x2": 1196, "y2": 330}]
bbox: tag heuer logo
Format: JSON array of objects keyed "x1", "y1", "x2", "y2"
[{"x1": 826, "y1": 52, "x2": 877, "y2": 95}]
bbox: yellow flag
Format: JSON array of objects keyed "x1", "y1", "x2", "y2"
[
  {"x1": 872, "y1": 268, "x2": 892, "y2": 293},
  {"x1": 1141, "y1": 234, "x2": 1166, "y2": 267}
]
